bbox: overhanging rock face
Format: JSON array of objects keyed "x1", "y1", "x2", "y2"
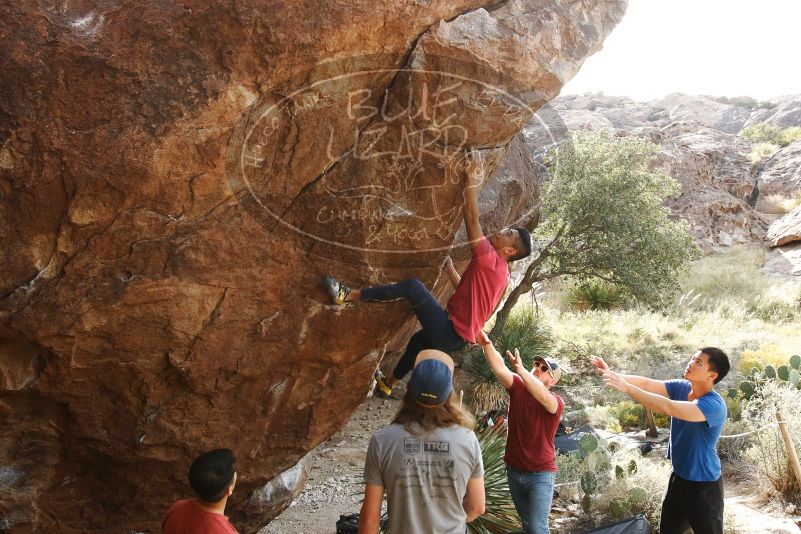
[{"x1": 0, "y1": 1, "x2": 625, "y2": 531}]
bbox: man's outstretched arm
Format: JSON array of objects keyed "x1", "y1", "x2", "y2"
[
  {"x1": 602, "y1": 370, "x2": 706, "y2": 422},
  {"x1": 590, "y1": 356, "x2": 668, "y2": 397},
  {"x1": 462, "y1": 153, "x2": 484, "y2": 250},
  {"x1": 507, "y1": 348, "x2": 559, "y2": 414},
  {"x1": 476, "y1": 331, "x2": 514, "y2": 389}
]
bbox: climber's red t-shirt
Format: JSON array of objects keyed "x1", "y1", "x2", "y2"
[
  {"x1": 504, "y1": 375, "x2": 564, "y2": 472},
  {"x1": 447, "y1": 237, "x2": 509, "y2": 343},
  {"x1": 162, "y1": 499, "x2": 239, "y2": 534}
]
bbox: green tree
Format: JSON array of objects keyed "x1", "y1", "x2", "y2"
[{"x1": 492, "y1": 130, "x2": 698, "y2": 333}]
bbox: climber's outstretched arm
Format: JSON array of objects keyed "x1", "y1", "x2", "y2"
[{"x1": 463, "y1": 152, "x2": 484, "y2": 250}]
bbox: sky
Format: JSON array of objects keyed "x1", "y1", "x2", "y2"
[{"x1": 562, "y1": 0, "x2": 801, "y2": 102}]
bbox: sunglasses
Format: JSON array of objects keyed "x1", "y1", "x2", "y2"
[{"x1": 535, "y1": 363, "x2": 551, "y2": 374}]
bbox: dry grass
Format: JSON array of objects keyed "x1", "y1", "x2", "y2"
[
  {"x1": 758, "y1": 193, "x2": 801, "y2": 215},
  {"x1": 537, "y1": 244, "x2": 801, "y2": 383}
]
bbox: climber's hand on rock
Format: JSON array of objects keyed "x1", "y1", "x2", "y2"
[
  {"x1": 462, "y1": 150, "x2": 485, "y2": 189},
  {"x1": 442, "y1": 255, "x2": 453, "y2": 271}
]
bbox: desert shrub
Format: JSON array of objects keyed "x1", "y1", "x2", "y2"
[
  {"x1": 741, "y1": 380, "x2": 801, "y2": 503},
  {"x1": 749, "y1": 142, "x2": 780, "y2": 165},
  {"x1": 568, "y1": 279, "x2": 627, "y2": 311},
  {"x1": 728, "y1": 95, "x2": 759, "y2": 109},
  {"x1": 778, "y1": 126, "x2": 801, "y2": 146},
  {"x1": 606, "y1": 401, "x2": 670, "y2": 430},
  {"x1": 741, "y1": 123, "x2": 801, "y2": 147},
  {"x1": 746, "y1": 298, "x2": 799, "y2": 323},
  {"x1": 464, "y1": 307, "x2": 553, "y2": 413},
  {"x1": 717, "y1": 417, "x2": 751, "y2": 463},
  {"x1": 583, "y1": 404, "x2": 623, "y2": 433},
  {"x1": 737, "y1": 343, "x2": 789, "y2": 374},
  {"x1": 758, "y1": 193, "x2": 801, "y2": 214}
]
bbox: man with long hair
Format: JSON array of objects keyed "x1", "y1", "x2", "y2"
[
  {"x1": 592, "y1": 347, "x2": 730, "y2": 534},
  {"x1": 163, "y1": 448, "x2": 239, "y2": 534},
  {"x1": 324, "y1": 153, "x2": 533, "y2": 398},
  {"x1": 359, "y1": 349, "x2": 486, "y2": 533},
  {"x1": 476, "y1": 331, "x2": 563, "y2": 534}
]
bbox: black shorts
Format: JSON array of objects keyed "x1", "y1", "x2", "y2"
[{"x1": 660, "y1": 472, "x2": 723, "y2": 534}]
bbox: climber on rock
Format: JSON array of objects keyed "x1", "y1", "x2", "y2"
[{"x1": 323, "y1": 151, "x2": 533, "y2": 398}]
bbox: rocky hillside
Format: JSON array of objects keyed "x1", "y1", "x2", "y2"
[{"x1": 533, "y1": 93, "x2": 801, "y2": 258}]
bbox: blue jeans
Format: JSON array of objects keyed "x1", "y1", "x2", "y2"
[
  {"x1": 507, "y1": 467, "x2": 555, "y2": 534},
  {"x1": 361, "y1": 279, "x2": 467, "y2": 380}
]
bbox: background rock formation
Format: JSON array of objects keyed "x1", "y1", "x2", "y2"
[
  {"x1": 545, "y1": 92, "x2": 801, "y2": 252},
  {"x1": 0, "y1": 1, "x2": 625, "y2": 531}
]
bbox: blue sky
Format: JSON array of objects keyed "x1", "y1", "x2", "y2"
[{"x1": 562, "y1": 0, "x2": 801, "y2": 101}]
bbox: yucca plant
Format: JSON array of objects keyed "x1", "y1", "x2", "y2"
[
  {"x1": 469, "y1": 424, "x2": 523, "y2": 534},
  {"x1": 568, "y1": 279, "x2": 626, "y2": 311},
  {"x1": 464, "y1": 307, "x2": 554, "y2": 413}
]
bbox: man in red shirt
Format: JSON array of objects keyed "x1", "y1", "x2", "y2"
[
  {"x1": 162, "y1": 449, "x2": 239, "y2": 534},
  {"x1": 324, "y1": 153, "x2": 532, "y2": 397},
  {"x1": 476, "y1": 331, "x2": 563, "y2": 534}
]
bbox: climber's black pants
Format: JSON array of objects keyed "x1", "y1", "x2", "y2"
[
  {"x1": 660, "y1": 472, "x2": 723, "y2": 534},
  {"x1": 360, "y1": 279, "x2": 466, "y2": 380}
]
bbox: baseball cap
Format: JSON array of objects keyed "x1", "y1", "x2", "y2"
[
  {"x1": 533, "y1": 355, "x2": 562, "y2": 383},
  {"x1": 409, "y1": 350, "x2": 454, "y2": 407}
]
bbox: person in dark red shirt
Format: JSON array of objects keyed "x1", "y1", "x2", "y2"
[
  {"x1": 163, "y1": 449, "x2": 239, "y2": 534},
  {"x1": 323, "y1": 153, "x2": 532, "y2": 398},
  {"x1": 476, "y1": 331, "x2": 563, "y2": 534}
]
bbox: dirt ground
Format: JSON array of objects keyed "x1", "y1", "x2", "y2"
[{"x1": 259, "y1": 393, "x2": 398, "y2": 534}]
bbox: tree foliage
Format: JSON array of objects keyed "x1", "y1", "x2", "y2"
[{"x1": 493, "y1": 130, "x2": 698, "y2": 332}]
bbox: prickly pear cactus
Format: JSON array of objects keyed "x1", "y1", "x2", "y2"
[
  {"x1": 581, "y1": 471, "x2": 598, "y2": 495},
  {"x1": 778, "y1": 365, "x2": 790, "y2": 381},
  {"x1": 790, "y1": 369, "x2": 800, "y2": 388},
  {"x1": 615, "y1": 465, "x2": 626, "y2": 479},
  {"x1": 628, "y1": 486, "x2": 648, "y2": 504},
  {"x1": 581, "y1": 493, "x2": 592, "y2": 514},
  {"x1": 765, "y1": 364, "x2": 777, "y2": 379},
  {"x1": 609, "y1": 497, "x2": 628, "y2": 518},
  {"x1": 740, "y1": 380, "x2": 756, "y2": 400},
  {"x1": 791, "y1": 354, "x2": 801, "y2": 371},
  {"x1": 580, "y1": 434, "x2": 599, "y2": 455}
]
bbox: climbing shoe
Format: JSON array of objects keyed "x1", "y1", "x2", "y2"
[
  {"x1": 323, "y1": 276, "x2": 351, "y2": 305},
  {"x1": 373, "y1": 370, "x2": 393, "y2": 399}
]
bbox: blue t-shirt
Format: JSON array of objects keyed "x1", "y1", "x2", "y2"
[{"x1": 664, "y1": 379, "x2": 727, "y2": 482}]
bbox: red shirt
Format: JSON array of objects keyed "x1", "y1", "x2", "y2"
[
  {"x1": 504, "y1": 375, "x2": 564, "y2": 472},
  {"x1": 162, "y1": 499, "x2": 239, "y2": 534},
  {"x1": 447, "y1": 237, "x2": 509, "y2": 343}
]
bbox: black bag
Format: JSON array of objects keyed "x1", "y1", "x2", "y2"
[
  {"x1": 336, "y1": 512, "x2": 388, "y2": 533},
  {"x1": 336, "y1": 513, "x2": 360, "y2": 534},
  {"x1": 583, "y1": 514, "x2": 651, "y2": 534}
]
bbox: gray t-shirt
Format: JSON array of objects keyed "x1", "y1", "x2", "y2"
[{"x1": 364, "y1": 423, "x2": 484, "y2": 534}]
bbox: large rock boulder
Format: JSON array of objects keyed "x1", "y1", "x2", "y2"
[
  {"x1": 755, "y1": 140, "x2": 801, "y2": 214},
  {"x1": 766, "y1": 205, "x2": 801, "y2": 247},
  {"x1": 653, "y1": 94, "x2": 752, "y2": 134},
  {"x1": 651, "y1": 124, "x2": 769, "y2": 250},
  {"x1": 744, "y1": 95, "x2": 801, "y2": 129},
  {"x1": 0, "y1": 1, "x2": 625, "y2": 531}
]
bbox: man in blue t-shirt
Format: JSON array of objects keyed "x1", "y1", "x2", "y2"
[{"x1": 591, "y1": 347, "x2": 730, "y2": 534}]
